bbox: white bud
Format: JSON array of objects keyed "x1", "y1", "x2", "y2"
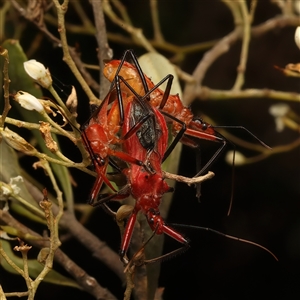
[
  {"x1": 9, "y1": 176, "x2": 23, "y2": 195},
  {"x1": 269, "y1": 103, "x2": 290, "y2": 132},
  {"x1": 269, "y1": 103, "x2": 289, "y2": 117},
  {"x1": 225, "y1": 150, "x2": 246, "y2": 166},
  {"x1": 1, "y1": 186, "x2": 11, "y2": 195},
  {"x1": 0, "y1": 176, "x2": 23, "y2": 196},
  {"x1": 23, "y1": 59, "x2": 52, "y2": 89},
  {"x1": 14, "y1": 91, "x2": 44, "y2": 112},
  {"x1": 295, "y1": 26, "x2": 300, "y2": 50}
]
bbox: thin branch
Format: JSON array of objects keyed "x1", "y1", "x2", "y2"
[
  {"x1": 0, "y1": 47, "x2": 11, "y2": 128},
  {"x1": 23, "y1": 178, "x2": 126, "y2": 282},
  {"x1": 183, "y1": 14, "x2": 299, "y2": 105},
  {"x1": 150, "y1": 0, "x2": 164, "y2": 43},
  {"x1": 102, "y1": 0, "x2": 156, "y2": 52},
  {"x1": 249, "y1": 0, "x2": 258, "y2": 24},
  {"x1": 0, "y1": 284, "x2": 8, "y2": 300},
  {"x1": 283, "y1": 116, "x2": 300, "y2": 132},
  {"x1": 239, "y1": 137, "x2": 300, "y2": 165},
  {"x1": 232, "y1": 1, "x2": 251, "y2": 90},
  {"x1": 0, "y1": 209, "x2": 118, "y2": 300},
  {"x1": 196, "y1": 86, "x2": 300, "y2": 102},
  {"x1": 4, "y1": 291, "x2": 28, "y2": 298},
  {"x1": 221, "y1": 0, "x2": 243, "y2": 25},
  {"x1": 0, "y1": 1, "x2": 11, "y2": 43},
  {"x1": 183, "y1": 27, "x2": 241, "y2": 105},
  {"x1": 32, "y1": 165, "x2": 63, "y2": 292},
  {"x1": 90, "y1": 0, "x2": 112, "y2": 98},
  {"x1": 0, "y1": 243, "x2": 26, "y2": 277},
  {"x1": 52, "y1": 0, "x2": 99, "y2": 105},
  {"x1": 70, "y1": 1, "x2": 94, "y2": 29},
  {"x1": 10, "y1": 0, "x2": 101, "y2": 95},
  {"x1": 164, "y1": 171, "x2": 215, "y2": 186},
  {"x1": 110, "y1": 0, "x2": 133, "y2": 25}
]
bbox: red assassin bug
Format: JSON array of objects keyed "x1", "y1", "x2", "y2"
[
  {"x1": 88, "y1": 90, "x2": 190, "y2": 262},
  {"x1": 80, "y1": 67, "x2": 277, "y2": 264},
  {"x1": 80, "y1": 64, "x2": 210, "y2": 260},
  {"x1": 103, "y1": 51, "x2": 271, "y2": 190},
  {"x1": 82, "y1": 54, "x2": 197, "y2": 205},
  {"x1": 84, "y1": 82, "x2": 277, "y2": 264},
  {"x1": 41, "y1": 67, "x2": 277, "y2": 268}
]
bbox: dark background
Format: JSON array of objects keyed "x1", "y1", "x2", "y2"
[{"x1": 1, "y1": 1, "x2": 300, "y2": 299}]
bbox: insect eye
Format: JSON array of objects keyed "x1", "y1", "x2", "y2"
[
  {"x1": 193, "y1": 117, "x2": 203, "y2": 124},
  {"x1": 202, "y1": 122, "x2": 208, "y2": 130}
]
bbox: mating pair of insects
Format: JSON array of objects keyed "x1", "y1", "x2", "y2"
[{"x1": 81, "y1": 50, "x2": 272, "y2": 264}]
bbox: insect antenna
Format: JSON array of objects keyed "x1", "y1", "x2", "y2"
[
  {"x1": 169, "y1": 223, "x2": 278, "y2": 261},
  {"x1": 211, "y1": 125, "x2": 271, "y2": 149}
]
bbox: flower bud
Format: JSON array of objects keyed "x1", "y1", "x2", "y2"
[
  {"x1": 269, "y1": 103, "x2": 289, "y2": 132},
  {"x1": 23, "y1": 59, "x2": 52, "y2": 89},
  {"x1": 0, "y1": 176, "x2": 23, "y2": 196},
  {"x1": 9, "y1": 176, "x2": 23, "y2": 195},
  {"x1": 1, "y1": 185, "x2": 11, "y2": 196},
  {"x1": 14, "y1": 91, "x2": 44, "y2": 112},
  {"x1": 295, "y1": 26, "x2": 300, "y2": 50}
]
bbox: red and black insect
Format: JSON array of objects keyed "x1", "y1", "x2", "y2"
[
  {"x1": 82, "y1": 84, "x2": 277, "y2": 264},
  {"x1": 103, "y1": 50, "x2": 271, "y2": 205},
  {"x1": 81, "y1": 51, "x2": 206, "y2": 204},
  {"x1": 84, "y1": 84, "x2": 190, "y2": 261},
  {"x1": 80, "y1": 51, "x2": 276, "y2": 264}
]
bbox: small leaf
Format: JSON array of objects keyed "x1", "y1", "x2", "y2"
[
  {"x1": 0, "y1": 226, "x2": 44, "y2": 241},
  {"x1": 138, "y1": 52, "x2": 182, "y2": 98}
]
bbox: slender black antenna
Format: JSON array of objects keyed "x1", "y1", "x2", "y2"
[{"x1": 169, "y1": 223, "x2": 278, "y2": 261}]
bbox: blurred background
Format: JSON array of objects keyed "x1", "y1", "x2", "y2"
[{"x1": 0, "y1": 1, "x2": 299, "y2": 299}]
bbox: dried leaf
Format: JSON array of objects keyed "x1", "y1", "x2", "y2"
[
  {"x1": 39, "y1": 122, "x2": 58, "y2": 152},
  {"x1": 275, "y1": 64, "x2": 300, "y2": 77},
  {"x1": 65, "y1": 86, "x2": 78, "y2": 118}
]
